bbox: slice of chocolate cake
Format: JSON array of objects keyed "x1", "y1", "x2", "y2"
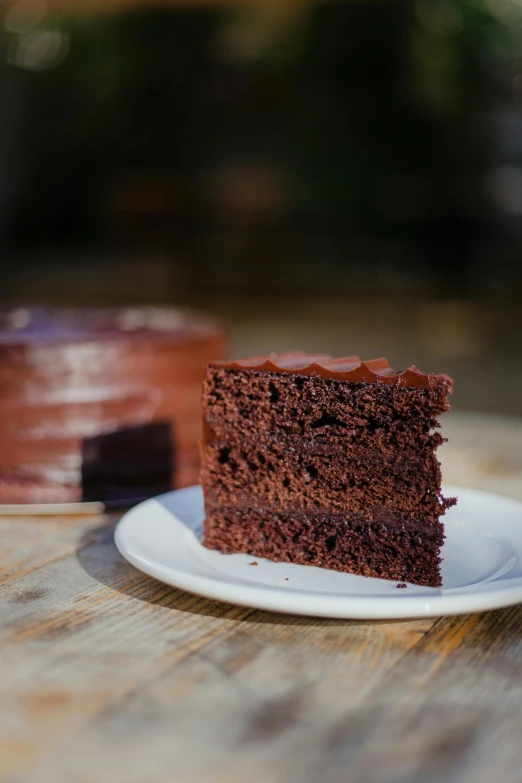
[{"x1": 201, "y1": 353, "x2": 456, "y2": 587}]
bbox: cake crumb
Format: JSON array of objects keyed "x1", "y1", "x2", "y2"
[
  {"x1": 249, "y1": 561, "x2": 258, "y2": 566},
  {"x1": 396, "y1": 583, "x2": 407, "y2": 589}
]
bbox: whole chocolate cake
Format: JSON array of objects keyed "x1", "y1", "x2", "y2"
[
  {"x1": 201, "y1": 353, "x2": 456, "y2": 587},
  {"x1": 0, "y1": 306, "x2": 225, "y2": 505}
]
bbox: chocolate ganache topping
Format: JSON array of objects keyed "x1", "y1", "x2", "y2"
[{"x1": 209, "y1": 352, "x2": 452, "y2": 390}]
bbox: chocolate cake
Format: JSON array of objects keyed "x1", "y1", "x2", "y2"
[
  {"x1": 201, "y1": 353, "x2": 456, "y2": 587},
  {"x1": 0, "y1": 306, "x2": 225, "y2": 505}
]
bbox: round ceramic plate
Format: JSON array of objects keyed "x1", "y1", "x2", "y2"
[
  {"x1": 0, "y1": 497, "x2": 148, "y2": 516},
  {"x1": 115, "y1": 485, "x2": 522, "y2": 619},
  {"x1": 0, "y1": 502, "x2": 106, "y2": 516}
]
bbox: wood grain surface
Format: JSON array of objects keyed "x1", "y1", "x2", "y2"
[{"x1": 1, "y1": 411, "x2": 522, "y2": 783}]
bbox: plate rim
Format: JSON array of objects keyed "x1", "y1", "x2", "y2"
[{"x1": 115, "y1": 484, "x2": 522, "y2": 619}]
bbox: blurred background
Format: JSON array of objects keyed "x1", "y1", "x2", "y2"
[{"x1": 1, "y1": 0, "x2": 522, "y2": 414}]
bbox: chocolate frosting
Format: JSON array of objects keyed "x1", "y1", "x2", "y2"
[
  {"x1": 0, "y1": 305, "x2": 221, "y2": 344},
  {"x1": 210, "y1": 352, "x2": 452, "y2": 390}
]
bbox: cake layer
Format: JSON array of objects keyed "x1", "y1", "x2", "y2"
[
  {"x1": 0, "y1": 459, "x2": 201, "y2": 504},
  {"x1": 203, "y1": 507, "x2": 444, "y2": 587},
  {"x1": 204, "y1": 367, "x2": 451, "y2": 444},
  {"x1": 0, "y1": 475, "x2": 174, "y2": 505},
  {"x1": 205, "y1": 421, "x2": 445, "y2": 456},
  {"x1": 0, "y1": 477, "x2": 80, "y2": 505},
  {"x1": 0, "y1": 344, "x2": 214, "y2": 399},
  {"x1": 202, "y1": 440, "x2": 453, "y2": 519},
  {"x1": 0, "y1": 421, "x2": 203, "y2": 503},
  {"x1": 0, "y1": 395, "x2": 202, "y2": 446}
]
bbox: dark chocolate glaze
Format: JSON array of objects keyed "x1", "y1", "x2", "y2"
[{"x1": 210, "y1": 352, "x2": 452, "y2": 390}]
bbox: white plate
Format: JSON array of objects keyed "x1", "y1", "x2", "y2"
[
  {"x1": 0, "y1": 502, "x2": 106, "y2": 516},
  {"x1": 115, "y1": 485, "x2": 522, "y2": 619},
  {"x1": 0, "y1": 496, "x2": 151, "y2": 516}
]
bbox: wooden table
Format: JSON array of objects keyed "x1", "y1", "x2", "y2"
[{"x1": 2, "y1": 411, "x2": 522, "y2": 783}]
